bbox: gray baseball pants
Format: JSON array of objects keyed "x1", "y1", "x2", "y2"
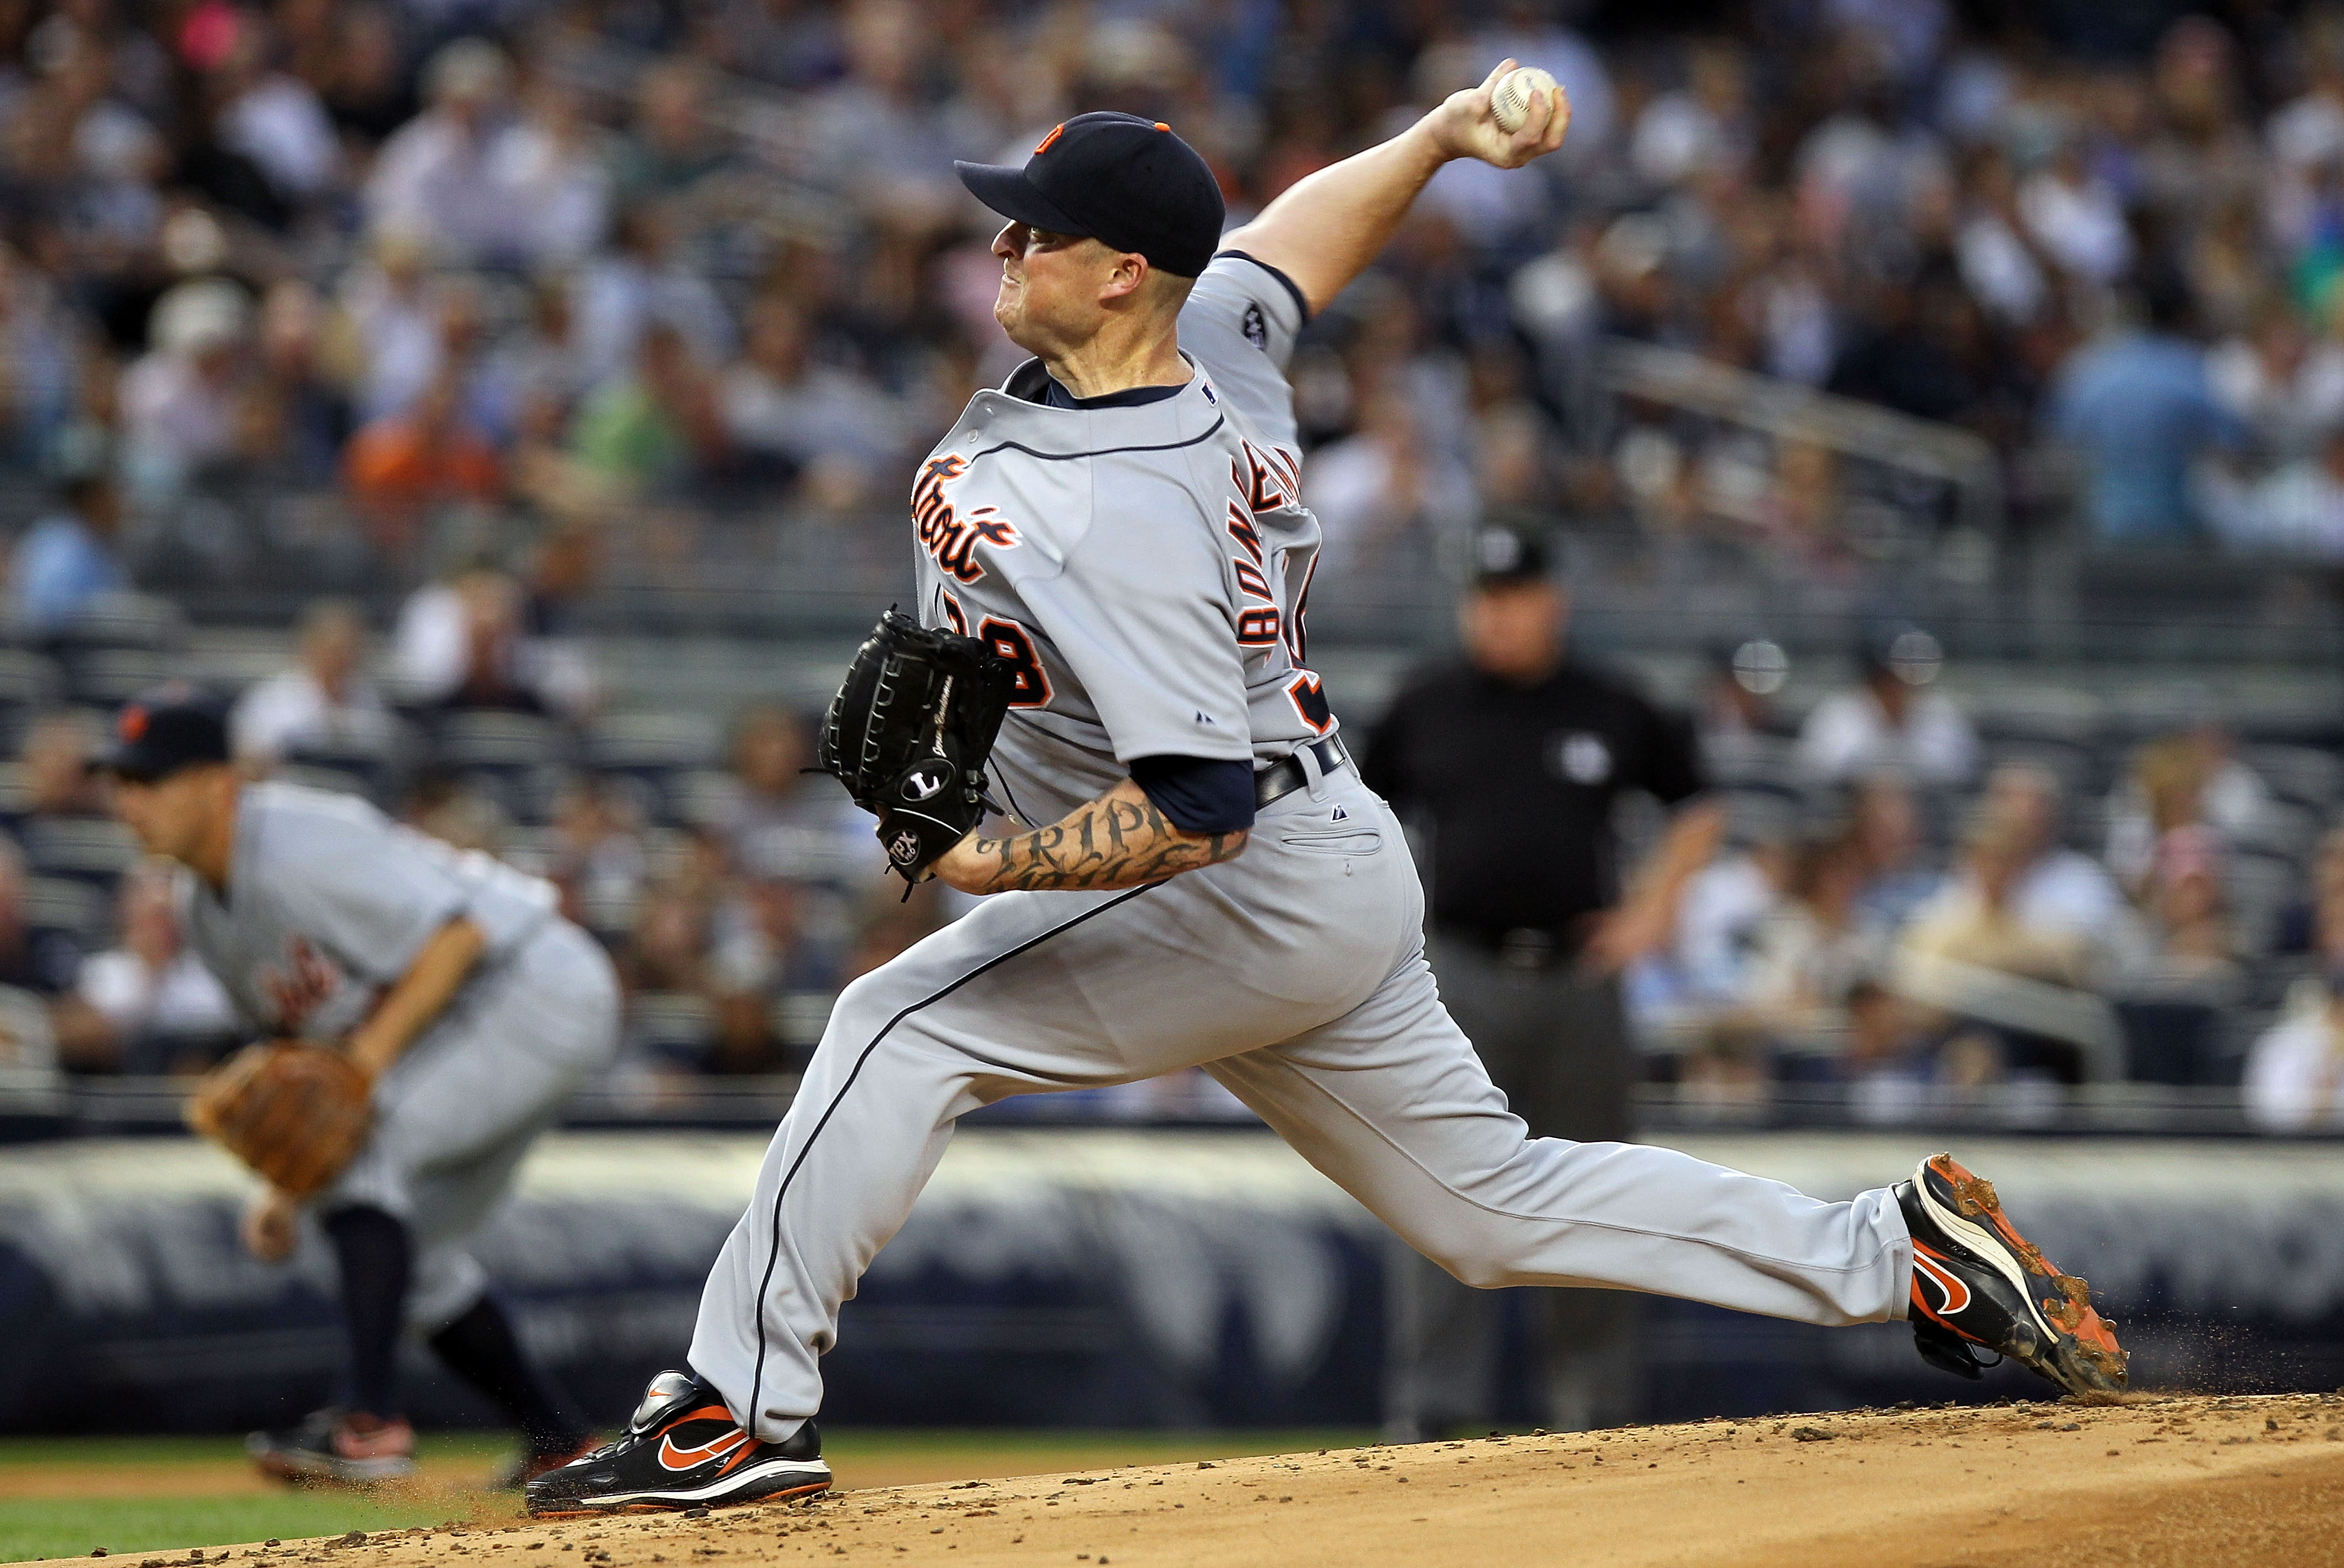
[
  {"x1": 322, "y1": 918, "x2": 622, "y2": 1330},
  {"x1": 691, "y1": 766, "x2": 1911, "y2": 1440}
]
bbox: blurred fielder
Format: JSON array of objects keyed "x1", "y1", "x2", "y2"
[{"x1": 104, "y1": 686, "x2": 617, "y2": 1485}]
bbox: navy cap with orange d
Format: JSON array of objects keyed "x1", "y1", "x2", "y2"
[
  {"x1": 94, "y1": 683, "x2": 231, "y2": 783},
  {"x1": 955, "y1": 112, "x2": 1225, "y2": 278}
]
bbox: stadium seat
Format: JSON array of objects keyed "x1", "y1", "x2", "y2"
[
  {"x1": 429, "y1": 709, "x2": 569, "y2": 767},
  {"x1": 276, "y1": 762, "x2": 375, "y2": 800},
  {"x1": 669, "y1": 768, "x2": 743, "y2": 831},
  {"x1": 496, "y1": 827, "x2": 565, "y2": 881},
  {"x1": 631, "y1": 991, "x2": 718, "y2": 1064},
  {"x1": 1717, "y1": 786, "x2": 1800, "y2": 849},
  {"x1": 2206, "y1": 1008, "x2": 2279, "y2": 1089},
  {"x1": 588, "y1": 712, "x2": 722, "y2": 770},
  {"x1": 2223, "y1": 851, "x2": 2299, "y2": 955},
  {"x1": 2237, "y1": 799, "x2": 2324, "y2": 863},
  {"x1": 1701, "y1": 731, "x2": 1799, "y2": 791},
  {"x1": 1982, "y1": 738, "x2": 2095, "y2": 803},
  {"x1": 21, "y1": 817, "x2": 139, "y2": 890},
  {"x1": 283, "y1": 723, "x2": 405, "y2": 806},
  {"x1": 429, "y1": 711, "x2": 573, "y2": 825},
  {"x1": 49, "y1": 593, "x2": 187, "y2": 652},
  {"x1": 2246, "y1": 953, "x2": 2319, "y2": 1011},
  {"x1": 62, "y1": 648, "x2": 178, "y2": 706},
  {"x1": 23, "y1": 875, "x2": 106, "y2": 948},
  {"x1": 0, "y1": 652, "x2": 61, "y2": 753},
  {"x1": 769, "y1": 992, "x2": 836, "y2": 1056},
  {"x1": 2239, "y1": 745, "x2": 2344, "y2": 814},
  {"x1": 589, "y1": 711, "x2": 726, "y2": 826},
  {"x1": 2115, "y1": 999, "x2": 2228, "y2": 1085}
]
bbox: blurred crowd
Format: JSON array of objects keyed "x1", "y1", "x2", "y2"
[
  {"x1": 0, "y1": 0, "x2": 2341, "y2": 628},
  {"x1": 1636, "y1": 625, "x2": 2344, "y2": 1130},
  {"x1": 0, "y1": 0, "x2": 2340, "y2": 1128}
]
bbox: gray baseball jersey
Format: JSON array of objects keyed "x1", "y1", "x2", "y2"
[
  {"x1": 689, "y1": 253, "x2": 1915, "y2": 1442},
  {"x1": 183, "y1": 780, "x2": 618, "y2": 1330},
  {"x1": 908, "y1": 253, "x2": 1329, "y2": 820},
  {"x1": 184, "y1": 781, "x2": 558, "y2": 1038}
]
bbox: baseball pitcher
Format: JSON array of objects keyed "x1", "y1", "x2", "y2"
[
  {"x1": 103, "y1": 686, "x2": 618, "y2": 1485},
  {"x1": 530, "y1": 64, "x2": 2125, "y2": 1516}
]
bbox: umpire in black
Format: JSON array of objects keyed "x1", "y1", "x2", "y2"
[{"x1": 1362, "y1": 525, "x2": 1723, "y2": 1437}]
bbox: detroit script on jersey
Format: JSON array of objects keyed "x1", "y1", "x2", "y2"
[{"x1": 905, "y1": 252, "x2": 1332, "y2": 823}]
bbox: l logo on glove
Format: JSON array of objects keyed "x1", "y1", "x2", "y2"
[{"x1": 901, "y1": 767, "x2": 947, "y2": 802}]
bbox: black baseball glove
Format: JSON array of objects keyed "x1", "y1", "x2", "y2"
[{"x1": 818, "y1": 610, "x2": 1017, "y2": 884}]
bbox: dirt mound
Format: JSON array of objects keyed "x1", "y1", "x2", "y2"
[{"x1": 44, "y1": 1394, "x2": 2344, "y2": 1568}]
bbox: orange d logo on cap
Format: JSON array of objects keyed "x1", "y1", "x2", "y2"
[
  {"x1": 1033, "y1": 123, "x2": 1065, "y2": 156},
  {"x1": 119, "y1": 705, "x2": 147, "y2": 742}
]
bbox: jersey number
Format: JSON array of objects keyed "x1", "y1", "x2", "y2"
[
  {"x1": 1236, "y1": 607, "x2": 1283, "y2": 646},
  {"x1": 980, "y1": 616, "x2": 1051, "y2": 708}
]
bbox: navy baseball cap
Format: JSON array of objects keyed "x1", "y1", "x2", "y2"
[
  {"x1": 956, "y1": 112, "x2": 1225, "y2": 279},
  {"x1": 95, "y1": 683, "x2": 232, "y2": 782}
]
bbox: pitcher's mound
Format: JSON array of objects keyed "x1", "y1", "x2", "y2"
[{"x1": 158, "y1": 1393, "x2": 2344, "y2": 1568}]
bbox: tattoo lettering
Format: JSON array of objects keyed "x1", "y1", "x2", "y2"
[{"x1": 964, "y1": 782, "x2": 1246, "y2": 893}]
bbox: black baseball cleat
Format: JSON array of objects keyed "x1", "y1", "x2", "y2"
[
  {"x1": 524, "y1": 1371, "x2": 830, "y2": 1516},
  {"x1": 1898, "y1": 1153, "x2": 2129, "y2": 1400},
  {"x1": 247, "y1": 1408, "x2": 418, "y2": 1484}
]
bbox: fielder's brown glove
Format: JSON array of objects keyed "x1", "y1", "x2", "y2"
[{"x1": 186, "y1": 1039, "x2": 374, "y2": 1198}]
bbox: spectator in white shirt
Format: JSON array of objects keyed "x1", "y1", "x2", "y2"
[
  {"x1": 363, "y1": 39, "x2": 534, "y2": 266},
  {"x1": 718, "y1": 296, "x2": 905, "y2": 501},
  {"x1": 120, "y1": 278, "x2": 250, "y2": 497},
  {"x1": 1903, "y1": 761, "x2": 2137, "y2": 982},
  {"x1": 2205, "y1": 299, "x2": 2344, "y2": 458},
  {"x1": 214, "y1": 30, "x2": 341, "y2": 202},
  {"x1": 1302, "y1": 388, "x2": 1480, "y2": 573},
  {"x1": 232, "y1": 598, "x2": 394, "y2": 764},
  {"x1": 2245, "y1": 843, "x2": 2344, "y2": 1130},
  {"x1": 75, "y1": 860, "x2": 238, "y2": 1074},
  {"x1": 1979, "y1": 760, "x2": 2129, "y2": 943},
  {"x1": 2102, "y1": 723, "x2": 2272, "y2": 892},
  {"x1": 572, "y1": 204, "x2": 735, "y2": 390},
  {"x1": 2243, "y1": 1003, "x2": 2344, "y2": 1130},
  {"x1": 1795, "y1": 628, "x2": 1979, "y2": 785},
  {"x1": 488, "y1": 77, "x2": 613, "y2": 267},
  {"x1": 2018, "y1": 136, "x2": 2133, "y2": 283}
]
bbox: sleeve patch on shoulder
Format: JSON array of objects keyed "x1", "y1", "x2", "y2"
[{"x1": 1242, "y1": 301, "x2": 1267, "y2": 349}]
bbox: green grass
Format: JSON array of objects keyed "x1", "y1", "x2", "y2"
[
  {"x1": 0, "y1": 1436, "x2": 513, "y2": 1469},
  {"x1": 0, "y1": 1436, "x2": 514, "y2": 1562},
  {"x1": 0, "y1": 1494, "x2": 468, "y2": 1562},
  {"x1": 0, "y1": 1430, "x2": 1376, "y2": 1563}
]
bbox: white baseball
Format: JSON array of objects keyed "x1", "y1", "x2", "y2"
[{"x1": 1491, "y1": 65, "x2": 1557, "y2": 134}]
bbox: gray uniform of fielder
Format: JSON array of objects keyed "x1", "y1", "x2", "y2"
[
  {"x1": 182, "y1": 780, "x2": 621, "y2": 1328},
  {"x1": 690, "y1": 254, "x2": 1914, "y2": 1439}
]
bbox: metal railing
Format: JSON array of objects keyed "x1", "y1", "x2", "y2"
[{"x1": 1592, "y1": 338, "x2": 2007, "y2": 541}]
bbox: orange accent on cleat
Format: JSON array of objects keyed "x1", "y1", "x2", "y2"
[
  {"x1": 1926, "y1": 1153, "x2": 2131, "y2": 1388},
  {"x1": 1949, "y1": 1173, "x2": 1998, "y2": 1216}
]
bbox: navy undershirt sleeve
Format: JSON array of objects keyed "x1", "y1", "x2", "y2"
[{"x1": 1129, "y1": 754, "x2": 1257, "y2": 834}]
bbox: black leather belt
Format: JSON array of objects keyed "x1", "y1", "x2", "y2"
[{"x1": 1255, "y1": 736, "x2": 1350, "y2": 809}]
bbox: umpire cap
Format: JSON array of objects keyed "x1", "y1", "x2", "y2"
[
  {"x1": 956, "y1": 113, "x2": 1225, "y2": 279},
  {"x1": 94, "y1": 683, "x2": 231, "y2": 782},
  {"x1": 1467, "y1": 525, "x2": 1552, "y2": 589}
]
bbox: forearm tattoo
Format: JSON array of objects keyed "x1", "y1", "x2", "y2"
[{"x1": 964, "y1": 781, "x2": 1246, "y2": 893}]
